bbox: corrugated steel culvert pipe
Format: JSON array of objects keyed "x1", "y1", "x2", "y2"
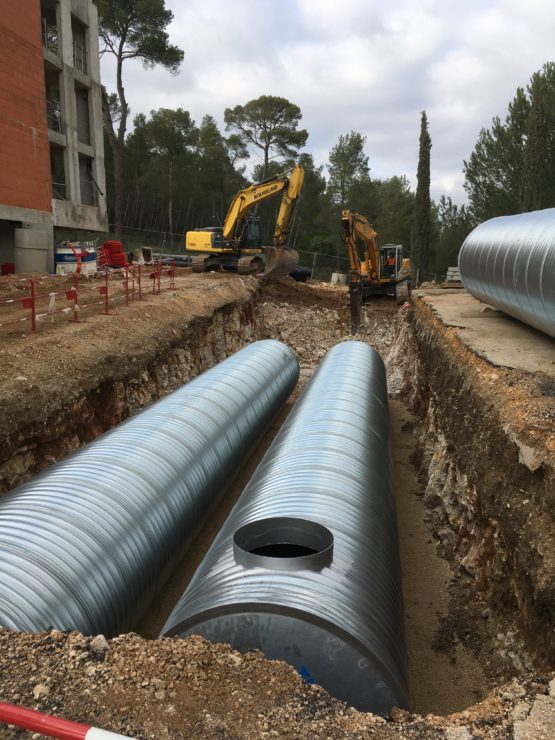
[
  {"x1": 161, "y1": 341, "x2": 409, "y2": 713},
  {"x1": 458, "y1": 208, "x2": 555, "y2": 338},
  {"x1": 0, "y1": 340, "x2": 299, "y2": 637}
]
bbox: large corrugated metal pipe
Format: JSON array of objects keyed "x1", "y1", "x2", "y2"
[
  {"x1": 161, "y1": 341, "x2": 409, "y2": 714},
  {"x1": 458, "y1": 208, "x2": 555, "y2": 338},
  {"x1": 0, "y1": 340, "x2": 299, "y2": 637}
]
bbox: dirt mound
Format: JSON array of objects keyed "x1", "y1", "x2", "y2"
[{"x1": 1, "y1": 629, "x2": 552, "y2": 739}]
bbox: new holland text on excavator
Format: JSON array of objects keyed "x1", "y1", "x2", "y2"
[
  {"x1": 342, "y1": 209, "x2": 411, "y2": 333},
  {"x1": 185, "y1": 165, "x2": 304, "y2": 278}
]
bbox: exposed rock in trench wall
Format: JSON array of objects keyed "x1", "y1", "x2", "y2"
[
  {"x1": 386, "y1": 308, "x2": 425, "y2": 403},
  {"x1": 0, "y1": 301, "x2": 260, "y2": 495},
  {"x1": 391, "y1": 300, "x2": 555, "y2": 670}
]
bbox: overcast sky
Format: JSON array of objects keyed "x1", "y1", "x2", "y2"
[{"x1": 100, "y1": 0, "x2": 555, "y2": 204}]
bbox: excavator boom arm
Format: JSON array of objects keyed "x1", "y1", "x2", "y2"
[
  {"x1": 222, "y1": 165, "x2": 304, "y2": 244},
  {"x1": 341, "y1": 210, "x2": 380, "y2": 281},
  {"x1": 272, "y1": 165, "x2": 305, "y2": 246}
]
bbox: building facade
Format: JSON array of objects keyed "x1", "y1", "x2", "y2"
[{"x1": 0, "y1": 0, "x2": 107, "y2": 273}]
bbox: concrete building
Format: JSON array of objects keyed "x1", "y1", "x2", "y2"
[{"x1": 0, "y1": 0, "x2": 107, "y2": 273}]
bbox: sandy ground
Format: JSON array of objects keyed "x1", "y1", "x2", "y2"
[{"x1": 390, "y1": 400, "x2": 488, "y2": 715}]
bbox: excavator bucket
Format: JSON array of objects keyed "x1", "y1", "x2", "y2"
[{"x1": 262, "y1": 247, "x2": 299, "y2": 279}]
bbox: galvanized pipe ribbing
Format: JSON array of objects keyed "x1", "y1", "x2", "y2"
[
  {"x1": 0, "y1": 340, "x2": 299, "y2": 637},
  {"x1": 458, "y1": 208, "x2": 555, "y2": 338},
  {"x1": 161, "y1": 341, "x2": 409, "y2": 713}
]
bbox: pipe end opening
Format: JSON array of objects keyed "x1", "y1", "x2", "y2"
[{"x1": 233, "y1": 517, "x2": 333, "y2": 571}]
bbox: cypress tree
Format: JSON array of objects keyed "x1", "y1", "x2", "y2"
[{"x1": 412, "y1": 111, "x2": 432, "y2": 276}]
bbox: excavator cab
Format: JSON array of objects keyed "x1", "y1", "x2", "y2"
[
  {"x1": 239, "y1": 214, "x2": 262, "y2": 250},
  {"x1": 380, "y1": 245, "x2": 403, "y2": 279}
]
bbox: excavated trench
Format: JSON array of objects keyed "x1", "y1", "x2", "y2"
[{"x1": 1, "y1": 278, "x2": 554, "y2": 724}]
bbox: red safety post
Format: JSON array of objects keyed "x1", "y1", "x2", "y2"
[
  {"x1": 99, "y1": 268, "x2": 110, "y2": 315},
  {"x1": 169, "y1": 261, "x2": 176, "y2": 290},
  {"x1": 124, "y1": 266, "x2": 129, "y2": 306},
  {"x1": 0, "y1": 700, "x2": 131, "y2": 739},
  {"x1": 67, "y1": 241, "x2": 83, "y2": 276},
  {"x1": 65, "y1": 274, "x2": 79, "y2": 323},
  {"x1": 157, "y1": 260, "x2": 162, "y2": 294},
  {"x1": 30, "y1": 278, "x2": 36, "y2": 332},
  {"x1": 73, "y1": 272, "x2": 79, "y2": 322},
  {"x1": 21, "y1": 278, "x2": 37, "y2": 332},
  {"x1": 137, "y1": 264, "x2": 142, "y2": 300}
]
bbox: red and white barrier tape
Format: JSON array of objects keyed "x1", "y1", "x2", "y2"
[{"x1": 0, "y1": 701, "x2": 132, "y2": 739}]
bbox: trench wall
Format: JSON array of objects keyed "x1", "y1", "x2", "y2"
[
  {"x1": 3, "y1": 284, "x2": 554, "y2": 674},
  {"x1": 0, "y1": 300, "x2": 260, "y2": 494},
  {"x1": 390, "y1": 299, "x2": 555, "y2": 670}
]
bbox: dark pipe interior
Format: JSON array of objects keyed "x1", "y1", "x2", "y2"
[{"x1": 249, "y1": 543, "x2": 318, "y2": 558}]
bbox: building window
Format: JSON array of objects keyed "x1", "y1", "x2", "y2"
[
  {"x1": 72, "y1": 17, "x2": 88, "y2": 75},
  {"x1": 41, "y1": 0, "x2": 59, "y2": 55},
  {"x1": 50, "y1": 144, "x2": 66, "y2": 200},
  {"x1": 75, "y1": 85, "x2": 91, "y2": 145},
  {"x1": 45, "y1": 67, "x2": 63, "y2": 134}
]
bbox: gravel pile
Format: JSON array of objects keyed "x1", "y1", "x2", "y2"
[{"x1": 1, "y1": 629, "x2": 554, "y2": 739}]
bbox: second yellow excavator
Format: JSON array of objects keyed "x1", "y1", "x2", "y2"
[
  {"x1": 342, "y1": 209, "x2": 411, "y2": 333},
  {"x1": 185, "y1": 165, "x2": 304, "y2": 277}
]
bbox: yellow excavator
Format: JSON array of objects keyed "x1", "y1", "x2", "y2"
[
  {"x1": 186, "y1": 165, "x2": 304, "y2": 277},
  {"x1": 342, "y1": 209, "x2": 411, "y2": 333}
]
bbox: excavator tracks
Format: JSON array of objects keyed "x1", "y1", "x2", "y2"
[
  {"x1": 191, "y1": 255, "x2": 211, "y2": 273},
  {"x1": 237, "y1": 256, "x2": 264, "y2": 275}
]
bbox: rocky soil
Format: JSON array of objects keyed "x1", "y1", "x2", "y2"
[
  {"x1": 1, "y1": 629, "x2": 554, "y2": 739},
  {"x1": 388, "y1": 296, "x2": 555, "y2": 680}
]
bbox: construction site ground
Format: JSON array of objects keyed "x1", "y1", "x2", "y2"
[
  {"x1": 0, "y1": 272, "x2": 553, "y2": 739},
  {"x1": 417, "y1": 289, "x2": 555, "y2": 375}
]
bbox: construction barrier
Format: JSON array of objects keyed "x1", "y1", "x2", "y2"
[
  {"x1": 0, "y1": 261, "x2": 176, "y2": 335},
  {"x1": 0, "y1": 700, "x2": 131, "y2": 739}
]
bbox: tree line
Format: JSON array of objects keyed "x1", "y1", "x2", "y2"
[{"x1": 98, "y1": 1, "x2": 555, "y2": 278}]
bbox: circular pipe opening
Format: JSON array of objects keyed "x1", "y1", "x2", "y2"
[{"x1": 233, "y1": 517, "x2": 333, "y2": 571}]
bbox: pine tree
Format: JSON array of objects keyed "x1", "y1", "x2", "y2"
[
  {"x1": 98, "y1": 0, "x2": 184, "y2": 239},
  {"x1": 412, "y1": 111, "x2": 432, "y2": 276},
  {"x1": 224, "y1": 96, "x2": 308, "y2": 181},
  {"x1": 523, "y1": 64, "x2": 555, "y2": 211},
  {"x1": 464, "y1": 62, "x2": 555, "y2": 219},
  {"x1": 327, "y1": 132, "x2": 370, "y2": 209}
]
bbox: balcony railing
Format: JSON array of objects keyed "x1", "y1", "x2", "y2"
[
  {"x1": 80, "y1": 178, "x2": 98, "y2": 206},
  {"x1": 42, "y1": 20, "x2": 59, "y2": 54},
  {"x1": 73, "y1": 41, "x2": 88, "y2": 75},
  {"x1": 46, "y1": 99, "x2": 63, "y2": 134},
  {"x1": 52, "y1": 181, "x2": 66, "y2": 200}
]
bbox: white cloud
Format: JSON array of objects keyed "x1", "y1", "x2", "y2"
[{"x1": 100, "y1": 0, "x2": 555, "y2": 204}]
